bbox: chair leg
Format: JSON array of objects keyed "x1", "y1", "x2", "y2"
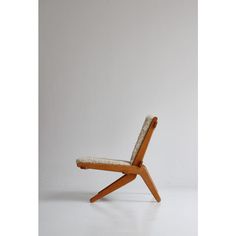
[
  {"x1": 90, "y1": 174, "x2": 136, "y2": 203},
  {"x1": 140, "y1": 166, "x2": 161, "y2": 202}
]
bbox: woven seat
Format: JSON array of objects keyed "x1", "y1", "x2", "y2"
[{"x1": 76, "y1": 157, "x2": 131, "y2": 166}]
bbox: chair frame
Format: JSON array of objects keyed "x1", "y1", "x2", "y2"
[{"x1": 77, "y1": 116, "x2": 161, "y2": 203}]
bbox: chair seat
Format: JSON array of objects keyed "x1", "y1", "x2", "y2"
[{"x1": 76, "y1": 157, "x2": 131, "y2": 166}]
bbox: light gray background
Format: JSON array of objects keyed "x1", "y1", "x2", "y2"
[{"x1": 39, "y1": 0, "x2": 197, "y2": 192}]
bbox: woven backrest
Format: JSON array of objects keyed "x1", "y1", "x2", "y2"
[{"x1": 130, "y1": 115, "x2": 154, "y2": 164}]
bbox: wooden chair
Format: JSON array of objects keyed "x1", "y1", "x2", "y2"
[{"x1": 76, "y1": 115, "x2": 161, "y2": 203}]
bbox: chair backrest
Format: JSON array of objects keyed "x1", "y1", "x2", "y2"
[{"x1": 130, "y1": 115, "x2": 158, "y2": 166}]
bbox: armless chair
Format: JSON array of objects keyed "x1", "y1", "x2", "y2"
[{"x1": 76, "y1": 115, "x2": 161, "y2": 203}]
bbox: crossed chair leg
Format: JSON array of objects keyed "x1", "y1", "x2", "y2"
[{"x1": 90, "y1": 165, "x2": 161, "y2": 203}]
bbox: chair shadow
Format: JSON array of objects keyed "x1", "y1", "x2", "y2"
[
  {"x1": 40, "y1": 190, "x2": 159, "y2": 203},
  {"x1": 40, "y1": 190, "x2": 95, "y2": 202}
]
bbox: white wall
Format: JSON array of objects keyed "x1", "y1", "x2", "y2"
[{"x1": 39, "y1": 0, "x2": 197, "y2": 191}]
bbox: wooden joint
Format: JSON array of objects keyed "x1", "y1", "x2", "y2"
[{"x1": 138, "y1": 161, "x2": 143, "y2": 167}]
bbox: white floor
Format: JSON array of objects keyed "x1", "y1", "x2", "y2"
[{"x1": 39, "y1": 188, "x2": 197, "y2": 236}]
